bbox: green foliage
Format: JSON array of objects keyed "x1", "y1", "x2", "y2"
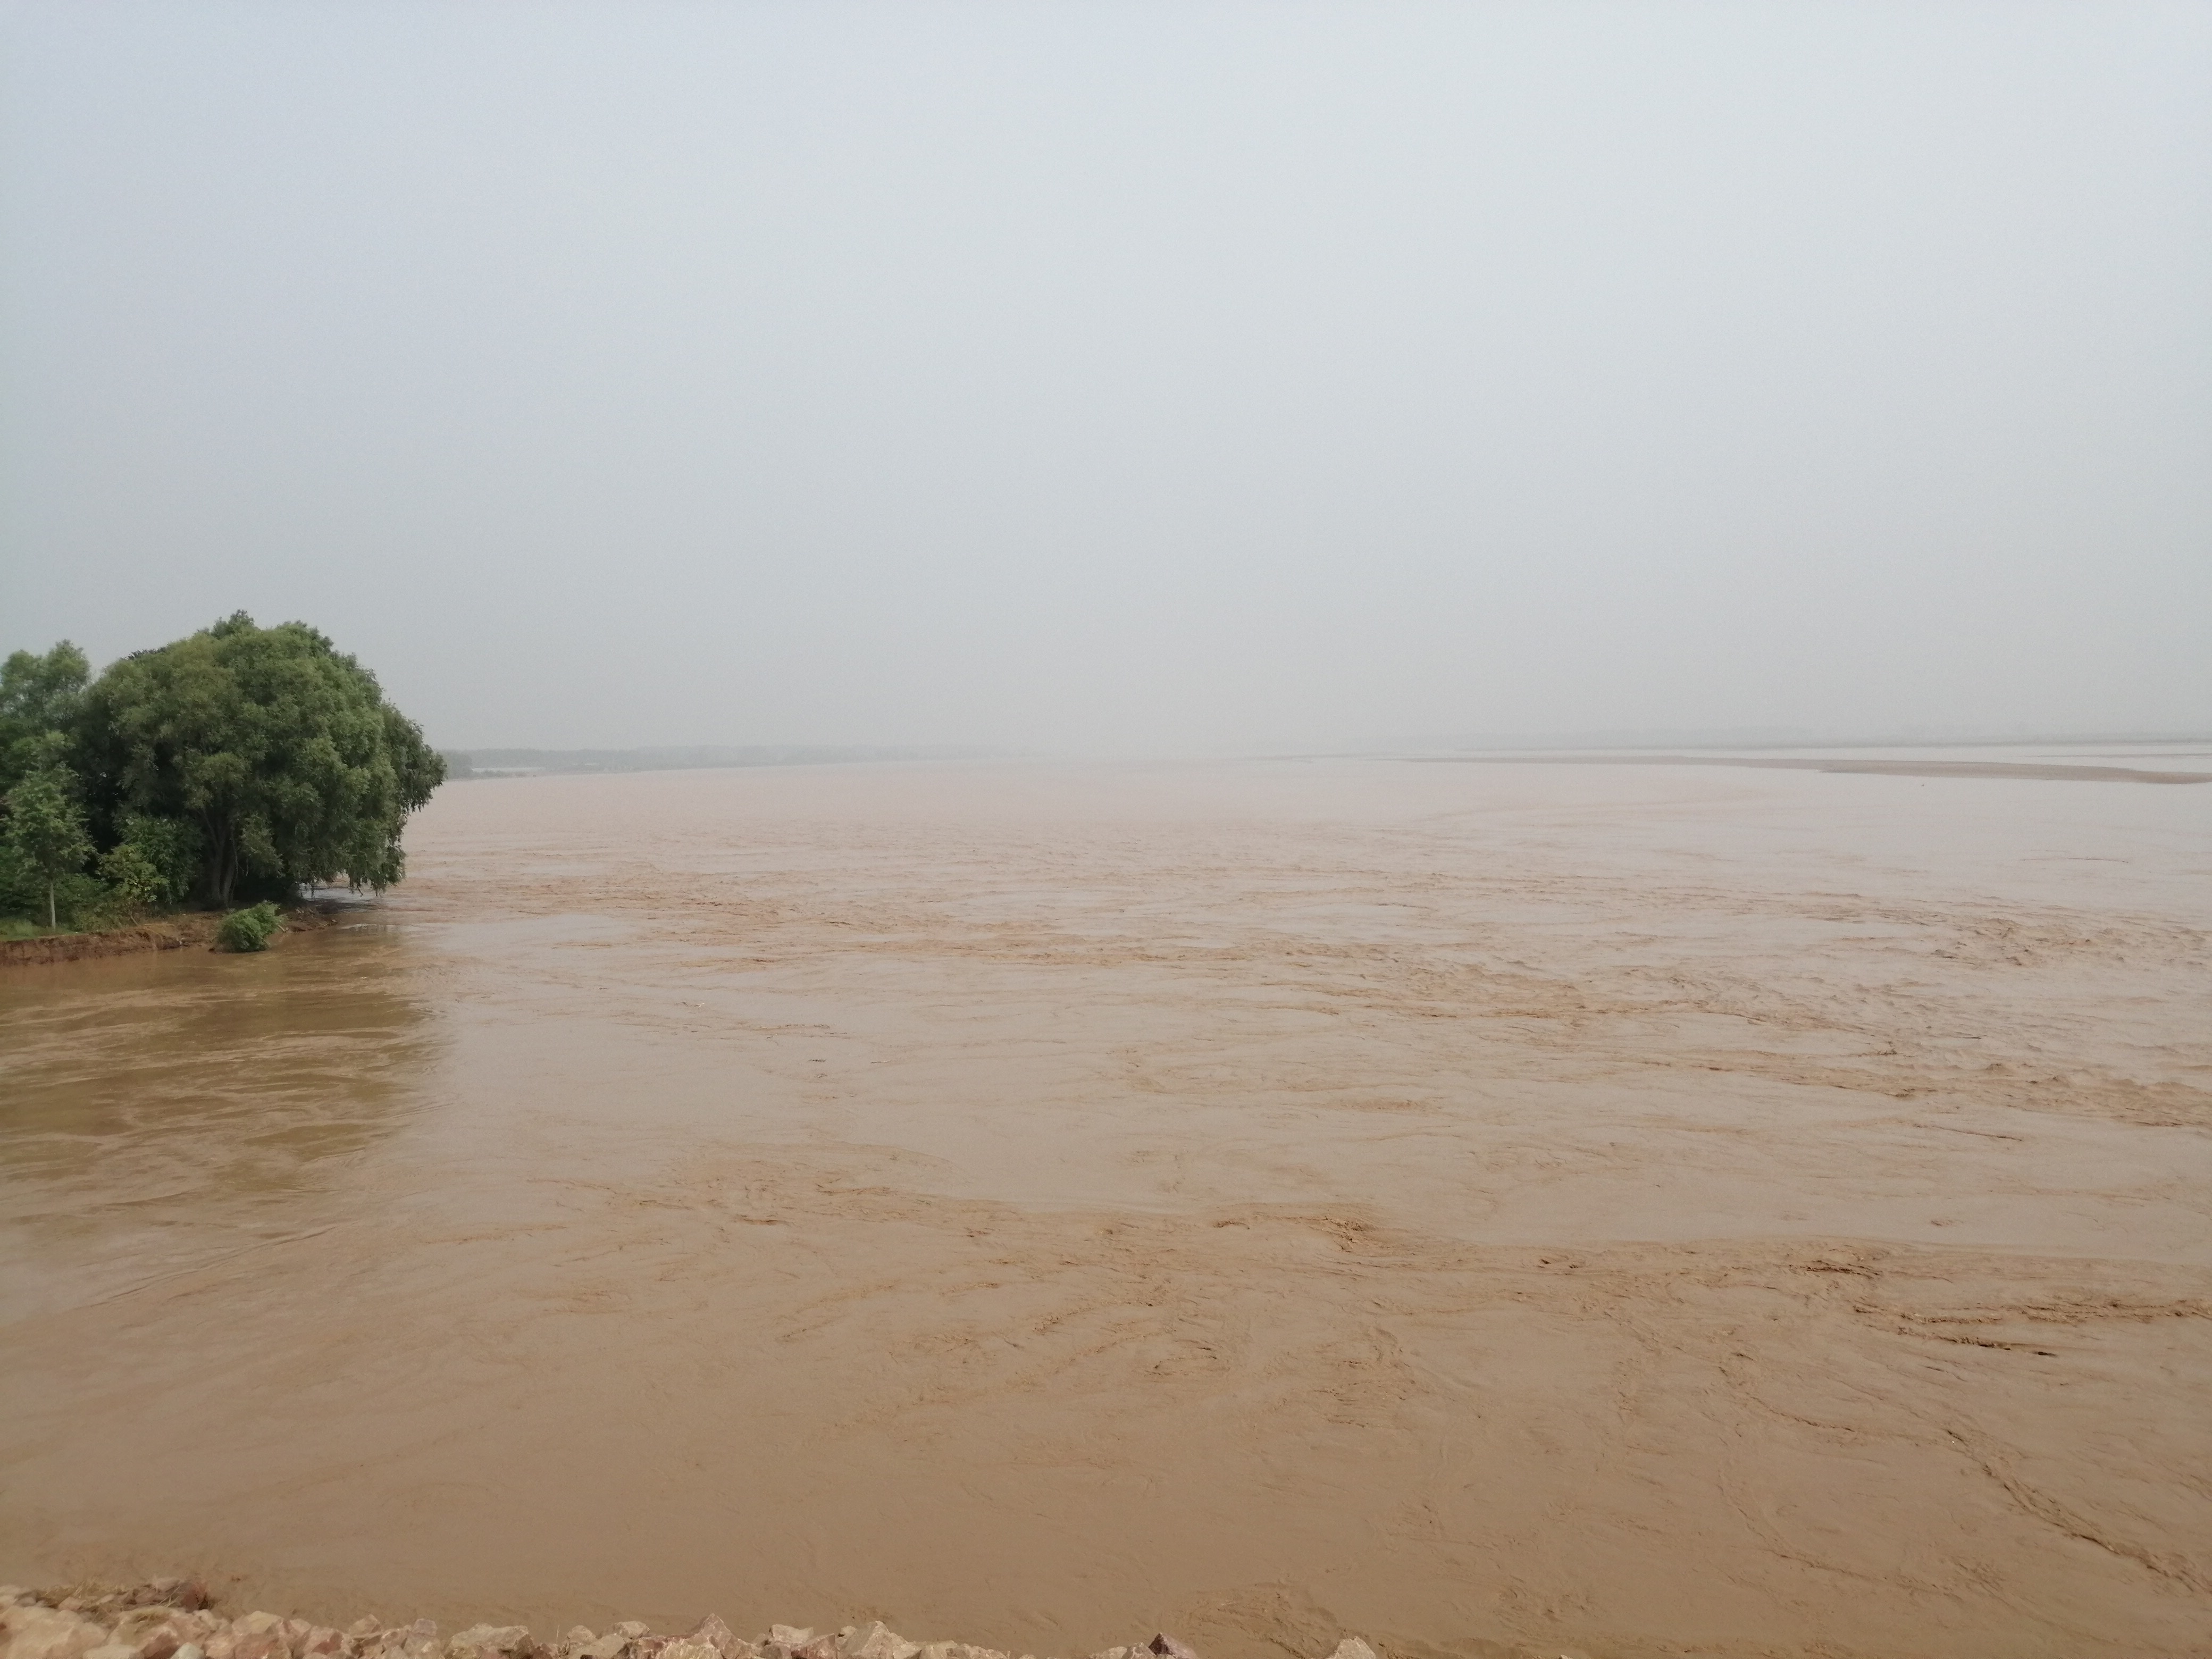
[
  {"x1": 3, "y1": 766, "x2": 93, "y2": 928},
  {"x1": 97, "y1": 841, "x2": 165, "y2": 912},
  {"x1": 215, "y1": 900, "x2": 283, "y2": 952},
  {"x1": 0, "y1": 642, "x2": 89, "y2": 794},
  {"x1": 0, "y1": 844, "x2": 39, "y2": 917},
  {"x1": 79, "y1": 613, "x2": 445, "y2": 906},
  {"x1": 109, "y1": 812, "x2": 202, "y2": 906},
  {"x1": 51, "y1": 872, "x2": 116, "y2": 929}
]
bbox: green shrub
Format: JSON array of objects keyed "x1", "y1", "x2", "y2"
[
  {"x1": 97, "y1": 842, "x2": 164, "y2": 915},
  {"x1": 215, "y1": 901, "x2": 283, "y2": 953},
  {"x1": 49, "y1": 872, "x2": 112, "y2": 929},
  {"x1": 112, "y1": 812, "x2": 202, "y2": 905},
  {"x1": 0, "y1": 844, "x2": 38, "y2": 917}
]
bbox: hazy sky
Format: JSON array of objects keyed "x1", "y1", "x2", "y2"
[{"x1": 4, "y1": 2, "x2": 2208, "y2": 751}]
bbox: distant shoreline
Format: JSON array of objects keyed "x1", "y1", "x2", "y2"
[
  {"x1": 1414, "y1": 753, "x2": 2212, "y2": 784},
  {"x1": 442, "y1": 745, "x2": 1008, "y2": 780}
]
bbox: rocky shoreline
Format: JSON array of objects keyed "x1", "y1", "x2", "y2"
[{"x1": 0, "y1": 1586, "x2": 1382, "y2": 1659}]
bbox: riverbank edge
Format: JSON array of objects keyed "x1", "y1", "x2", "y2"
[
  {"x1": 0, "y1": 1587, "x2": 1411, "y2": 1659},
  {"x1": 0, "y1": 904, "x2": 343, "y2": 967}
]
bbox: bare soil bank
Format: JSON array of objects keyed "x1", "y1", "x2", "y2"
[
  {"x1": 2, "y1": 757, "x2": 2207, "y2": 1659},
  {"x1": 0, "y1": 907, "x2": 341, "y2": 968},
  {"x1": 0, "y1": 914, "x2": 223, "y2": 966}
]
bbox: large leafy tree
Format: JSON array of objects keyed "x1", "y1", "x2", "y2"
[
  {"x1": 0, "y1": 641, "x2": 90, "y2": 793},
  {"x1": 80, "y1": 614, "x2": 445, "y2": 906}
]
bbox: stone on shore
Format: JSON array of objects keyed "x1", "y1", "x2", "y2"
[
  {"x1": 0, "y1": 1583, "x2": 1343, "y2": 1659},
  {"x1": 834, "y1": 1625, "x2": 917, "y2": 1659}
]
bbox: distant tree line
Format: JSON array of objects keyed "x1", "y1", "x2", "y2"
[{"x1": 0, "y1": 614, "x2": 445, "y2": 933}]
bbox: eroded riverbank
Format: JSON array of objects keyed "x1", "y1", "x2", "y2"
[
  {"x1": 3, "y1": 757, "x2": 2207, "y2": 1658},
  {"x1": 0, "y1": 1586, "x2": 1292, "y2": 1659}
]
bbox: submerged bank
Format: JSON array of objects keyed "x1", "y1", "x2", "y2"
[{"x1": 0, "y1": 1588, "x2": 1393, "y2": 1659}]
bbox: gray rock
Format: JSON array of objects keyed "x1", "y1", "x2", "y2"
[
  {"x1": 2, "y1": 1607, "x2": 107, "y2": 1659},
  {"x1": 682, "y1": 1620, "x2": 737, "y2": 1659},
  {"x1": 110, "y1": 1607, "x2": 187, "y2": 1659},
  {"x1": 836, "y1": 1626, "x2": 917, "y2": 1659}
]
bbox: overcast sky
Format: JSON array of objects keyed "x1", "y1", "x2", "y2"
[{"x1": 3, "y1": 2, "x2": 2208, "y2": 751}]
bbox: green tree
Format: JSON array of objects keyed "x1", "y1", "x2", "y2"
[
  {"x1": 4, "y1": 767, "x2": 93, "y2": 928},
  {"x1": 80, "y1": 614, "x2": 446, "y2": 906},
  {"x1": 0, "y1": 641, "x2": 90, "y2": 792}
]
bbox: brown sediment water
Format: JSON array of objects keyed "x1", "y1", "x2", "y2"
[{"x1": 2, "y1": 757, "x2": 2208, "y2": 1659}]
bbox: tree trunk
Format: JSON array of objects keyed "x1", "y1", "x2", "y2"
[
  {"x1": 47, "y1": 880, "x2": 56, "y2": 931},
  {"x1": 202, "y1": 809, "x2": 236, "y2": 908}
]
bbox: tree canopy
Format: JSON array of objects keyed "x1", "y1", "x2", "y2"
[
  {"x1": 0, "y1": 615, "x2": 445, "y2": 923},
  {"x1": 0, "y1": 641, "x2": 90, "y2": 793}
]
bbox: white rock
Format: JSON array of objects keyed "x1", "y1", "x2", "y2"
[{"x1": 1325, "y1": 1642, "x2": 1376, "y2": 1659}]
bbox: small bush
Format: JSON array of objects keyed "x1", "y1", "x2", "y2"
[
  {"x1": 0, "y1": 844, "x2": 38, "y2": 916},
  {"x1": 112, "y1": 813, "x2": 202, "y2": 906},
  {"x1": 96, "y1": 843, "x2": 164, "y2": 917},
  {"x1": 215, "y1": 901, "x2": 283, "y2": 952},
  {"x1": 50, "y1": 872, "x2": 111, "y2": 929}
]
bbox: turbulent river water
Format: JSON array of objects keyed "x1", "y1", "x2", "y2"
[{"x1": 3, "y1": 755, "x2": 2209, "y2": 1659}]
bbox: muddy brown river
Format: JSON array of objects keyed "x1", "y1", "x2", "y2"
[{"x1": 4, "y1": 757, "x2": 2209, "y2": 1658}]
